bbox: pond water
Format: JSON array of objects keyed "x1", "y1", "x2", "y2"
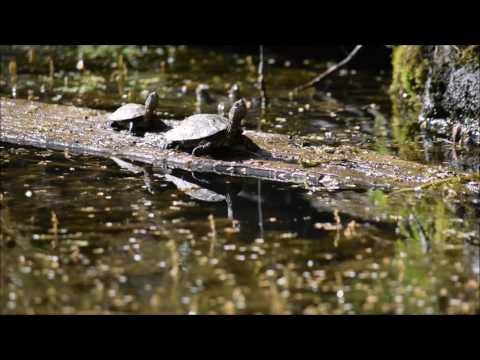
[{"x1": 1, "y1": 45, "x2": 478, "y2": 314}]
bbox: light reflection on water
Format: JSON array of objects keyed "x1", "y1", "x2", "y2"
[{"x1": 1, "y1": 145, "x2": 478, "y2": 314}]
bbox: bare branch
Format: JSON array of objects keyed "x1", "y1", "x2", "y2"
[{"x1": 293, "y1": 45, "x2": 364, "y2": 93}]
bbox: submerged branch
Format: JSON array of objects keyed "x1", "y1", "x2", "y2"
[
  {"x1": 293, "y1": 45, "x2": 363, "y2": 93},
  {"x1": 388, "y1": 174, "x2": 480, "y2": 196}
]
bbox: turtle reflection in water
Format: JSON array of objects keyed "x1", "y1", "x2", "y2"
[
  {"x1": 163, "y1": 174, "x2": 226, "y2": 203},
  {"x1": 163, "y1": 99, "x2": 259, "y2": 157},
  {"x1": 108, "y1": 91, "x2": 169, "y2": 135},
  {"x1": 110, "y1": 157, "x2": 235, "y2": 219}
]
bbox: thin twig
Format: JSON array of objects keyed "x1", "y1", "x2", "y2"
[
  {"x1": 293, "y1": 45, "x2": 364, "y2": 93},
  {"x1": 257, "y1": 45, "x2": 268, "y2": 110}
]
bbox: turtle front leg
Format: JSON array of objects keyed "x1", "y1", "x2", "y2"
[{"x1": 192, "y1": 142, "x2": 214, "y2": 156}]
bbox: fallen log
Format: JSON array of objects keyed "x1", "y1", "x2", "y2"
[{"x1": 0, "y1": 97, "x2": 460, "y2": 190}]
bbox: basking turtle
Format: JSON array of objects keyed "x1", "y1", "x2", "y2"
[
  {"x1": 217, "y1": 83, "x2": 241, "y2": 116},
  {"x1": 196, "y1": 84, "x2": 214, "y2": 105},
  {"x1": 164, "y1": 99, "x2": 247, "y2": 156},
  {"x1": 109, "y1": 91, "x2": 168, "y2": 134},
  {"x1": 229, "y1": 83, "x2": 241, "y2": 101}
]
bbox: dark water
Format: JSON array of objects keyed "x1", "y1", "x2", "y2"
[{"x1": 1, "y1": 46, "x2": 479, "y2": 314}]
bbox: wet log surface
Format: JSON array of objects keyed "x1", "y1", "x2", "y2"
[{"x1": 0, "y1": 97, "x2": 460, "y2": 190}]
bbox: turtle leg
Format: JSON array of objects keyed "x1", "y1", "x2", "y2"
[
  {"x1": 192, "y1": 142, "x2": 214, "y2": 157},
  {"x1": 128, "y1": 121, "x2": 134, "y2": 134}
]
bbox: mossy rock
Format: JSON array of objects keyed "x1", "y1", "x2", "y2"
[
  {"x1": 458, "y1": 45, "x2": 480, "y2": 65},
  {"x1": 390, "y1": 45, "x2": 479, "y2": 147},
  {"x1": 390, "y1": 45, "x2": 430, "y2": 113}
]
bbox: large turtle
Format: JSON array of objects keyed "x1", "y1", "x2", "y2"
[
  {"x1": 163, "y1": 99, "x2": 248, "y2": 156},
  {"x1": 109, "y1": 91, "x2": 168, "y2": 134}
]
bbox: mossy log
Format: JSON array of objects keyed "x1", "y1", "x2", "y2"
[{"x1": 0, "y1": 97, "x2": 462, "y2": 190}]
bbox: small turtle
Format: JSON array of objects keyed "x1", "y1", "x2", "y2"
[
  {"x1": 164, "y1": 99, "x2": 247, "y2": 156},
  {"x1": 196, "y1": 84, "x2": 214, "y2": 105},
  {"x1": 218, "y1": 83, "x2": 242, "y2": 116},
  {"x1": 109, "y1": 91, "x2": 168, "y2": 134},
  {"x1": 229, "y1": 83, "x2": 241, "y2": 102}
]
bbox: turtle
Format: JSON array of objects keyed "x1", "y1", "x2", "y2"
[
  {"x1": 163, "y1": 99, "x2": 247, "y2": 156},
  {"x1": 228, "y1": 83, "x2": 241, "y2": 102},
  {"x1": 217, "y1": 83, "x2": 242, "y2": 116},
  {"x1": 196, "y1": 84, "x2": 214, "y2": 105},
  {"x1": 109, "y1": 91, "x2": 168, "y2": 134}
]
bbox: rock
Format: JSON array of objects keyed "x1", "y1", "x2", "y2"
[{"x1": 390, "y1": 45, "x2": 480, "y2": 147}]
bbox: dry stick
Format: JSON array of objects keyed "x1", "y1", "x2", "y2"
[
  {"x1": 257, "y1": 45, "x2": 268, "y2": 111},
  {"x1": 293, "y1": 45, "x2": 364, "y2": 93}
]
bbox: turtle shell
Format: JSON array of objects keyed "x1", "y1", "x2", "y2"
[
  {"x1": 109, "y1": 103, "x2": 146, "y2": 122},
  {"x1": 164, "y1": 114, "x2": 229, "y2": 142}
]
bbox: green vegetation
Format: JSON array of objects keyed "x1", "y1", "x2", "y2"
[
  {"x1": 390, "y1": 45, "x2": 430, "y2": 113},
  {"x1": 458, "y1": 45, "x2": 480, "y2": 65}
]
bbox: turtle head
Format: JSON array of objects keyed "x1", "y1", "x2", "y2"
[
  {"x1": 196, "y1": 84, "x2": 211, "y2": 104},
  {"x1": 145, "y1": 91, "x2": 159, "y2": 115},
  {"x1": 228, "y1": 99, "x2": 247, "y2": 132},
  {"x1": 228, "y1": 83, "x2": 241, "y2": 101}
]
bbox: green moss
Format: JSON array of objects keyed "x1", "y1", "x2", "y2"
[
  {"x1": 389, "y1": 46, "x2": 432, "y2": 152},
  {"x1": 390, "y1": 46, "x2": 430, "y2": 112},
  {"x1": 458, "y1": 45, "x2": 480, "y2": 65}
]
